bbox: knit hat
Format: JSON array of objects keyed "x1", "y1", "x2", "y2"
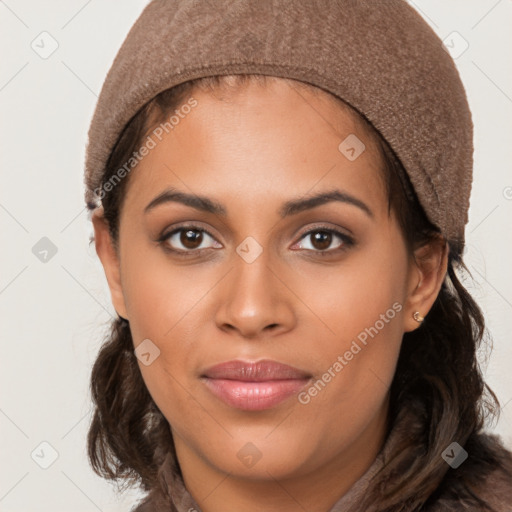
[{"x1": 84, "y1": 0, "x2": 473, "y2": 247}]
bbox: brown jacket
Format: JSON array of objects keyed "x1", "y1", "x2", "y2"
[{"x1": 131, "y1": 418, "x2": 512, "y2": 512}]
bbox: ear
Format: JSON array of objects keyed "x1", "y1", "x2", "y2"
[
  {"x1": 403, "y1": 236, "x2": 448, "y2": 332},
  {"x1": 91, "y1": 207, "x2": 128, "y2": 320}
]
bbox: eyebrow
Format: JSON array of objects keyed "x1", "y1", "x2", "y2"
[{"x1": 144, "y1": 187, "x2": 373, "y2": 219}]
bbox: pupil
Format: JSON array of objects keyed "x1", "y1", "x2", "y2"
[
  {"x1": 313, "y1": 231, "x2": 331, "y2": 250},
  {"x1": 181, "y1": 229, "x2": 202, "y2": 249}
]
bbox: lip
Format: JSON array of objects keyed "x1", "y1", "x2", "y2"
[
  {"x1": 202, "y1": 359, "x2": 311, "y2": 381},
  {"x1": 201, "y1": 359, "x2": 312, "y2": 411}
]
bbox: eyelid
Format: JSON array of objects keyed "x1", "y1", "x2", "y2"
[
  {"x1": 295, "y1": 222, "x2": 353, "y2": 241},
  {"x1": 158, "y1": 219, "x2": 217, "y2": 236}
]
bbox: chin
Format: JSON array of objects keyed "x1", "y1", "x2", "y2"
[{"x1": 203, "y1": 437, "x2": 314, "y2": 481}]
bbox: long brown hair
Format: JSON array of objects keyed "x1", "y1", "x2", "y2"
[{"x1": 86, "y1": 75, "x2": 511, "y2": 510}]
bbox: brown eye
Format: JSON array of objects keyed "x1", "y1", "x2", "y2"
[
  {"x1": 310, "y1": 231, "x2": 332, "y2": 251},
  {"x1": 294, "y1": 227, "x2": 354, "y2": 254},
  {"x1": 159, "y1": 226, "x2": 222, "y2": 254},
  {"x1": 180, "y1": 229, "x2": 203, "y2": 249}
]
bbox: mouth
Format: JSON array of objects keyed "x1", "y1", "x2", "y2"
[{"x1": 200, "y1": 359, "x2": 312, "y2": 411}]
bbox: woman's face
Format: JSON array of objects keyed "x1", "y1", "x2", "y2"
[{"x1": 97, "y1": 78, "x2": 425, "y2": 488}]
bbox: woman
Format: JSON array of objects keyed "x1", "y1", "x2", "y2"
[{"x1": 84, "y1": 1, "x2": 512, "y2": 510}]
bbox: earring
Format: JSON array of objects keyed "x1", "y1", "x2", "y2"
[{"x1": 413, "y1": 311, "x2": 424, "y2": 323}]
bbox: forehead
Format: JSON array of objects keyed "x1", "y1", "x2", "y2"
[
  {"x1": 190, "y1": 76, "x2": 373, "y2": 139},
  {"x1": 121, "y1": 77, "x2": 387, "y2": 220}
]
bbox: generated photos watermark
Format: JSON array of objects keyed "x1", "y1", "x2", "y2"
[
  {"x1": 93, "y1": 97, "x2": 198, "y2": 202},
  {"x1": 298, "y1": 301, "x2": 403, "y2": 404}
]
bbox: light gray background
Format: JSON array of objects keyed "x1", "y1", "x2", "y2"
[{"x1": 1, "y1": 1, "x2": 511, "y2": 510}]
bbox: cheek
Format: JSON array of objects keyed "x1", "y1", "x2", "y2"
[
  {"x1": 118, "y1": 243, "x2": 220, "y2": 419},
  {"x1": 292, "y1": 232, "x2": 408, "y2": 413},
  {"x1": 296, "y1": 231, "x2": 407, "y2": 345},
  {"x1": 120, "y1": 234, "x2": 215, "y2": 342}
]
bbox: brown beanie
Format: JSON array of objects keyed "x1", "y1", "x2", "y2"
[{"x1": 84, "y1": 0, "x2": 473, "y2": 247}]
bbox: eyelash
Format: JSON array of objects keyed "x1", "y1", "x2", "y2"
[{"x1": 157, "y1": 223, "x2": 355, "y2": 258}]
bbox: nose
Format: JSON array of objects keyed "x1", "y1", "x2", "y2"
[{"x1": 214, "y1": 251, "x2": 296, "y2": 339}]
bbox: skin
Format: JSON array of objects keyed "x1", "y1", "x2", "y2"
[{"x1": 93, "y1": 78, "x2": 447, "y2": 512}]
